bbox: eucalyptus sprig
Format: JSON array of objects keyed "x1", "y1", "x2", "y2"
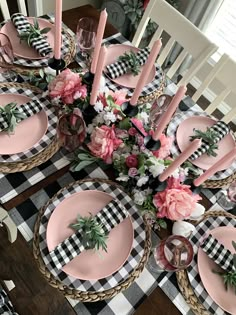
[
  {"x1": 190, "y1": 127, "x2": 219, "y2": 157},
  {"x1": 70, "y1": 213, "x2": 108, "y2": 252},
  {"x1": 18, "y1": 18, "x2": 51, "y2": 46},
  {"x1": 213, "y1": 241, "x2": 236, "y2": 294},
  {"x1": 118, "y1": 50, "x2": 141, "y2": 76},
  {"x1": 0, "y1": 102, "x2": 26, "y2": 134}
]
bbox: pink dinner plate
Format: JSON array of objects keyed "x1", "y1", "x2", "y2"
[
  {"x1": 1, "y1": 17, "x2": 54, "y2": 59},
  {"x1": 46, "y1": 190, "x2": 134, "y2": 280},
  {"x1": 198, "y1": 226, "x2": 236, "y2": 315},
  {"x1": 0, "y1": 94, "x2": 48, "y2": 155},
  {"x1": 176, "y1": 116, "x2": 235, "y2": 171},
  {"x1": 104, "y1": 44, "x2": 155, "y2": 88}
]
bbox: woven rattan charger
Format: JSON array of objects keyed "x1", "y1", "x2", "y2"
[
  {"x1": 0, "y1": 82, "x2": 60, "y2": 173},
  {"x1": 33, "y1": 178, "x2": 151, "y2": 302},
  {"x1": 176, "y1": 210, "x2": 236, "y2": 315},
  {"x1": 0, "y1": 28, "x2": 75, "y2": 76}
]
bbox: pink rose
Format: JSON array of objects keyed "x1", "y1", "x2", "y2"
[
  {"x1": 126, "y1": 154, "x2": 138, "y2": 168},
  {"x1": 128, "y1": 167, "x2": 138, "y2": 177},
  {"x1": 48, "y1": 69, "x2": 87, "y2": 104},
  {"x1": 153, "y1": 177, "x2": 202, "y2": 221},
  {"x1": 128, "y1": 127, "x2": 137, "y2": 136},
  {"x1": 152, "y1": 133, "x2": 173, "y2": 159},
  {"x1": 87, "y1": 125, "x2": 122, "y2": 164}
]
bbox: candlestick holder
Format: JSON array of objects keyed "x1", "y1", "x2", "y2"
[
  {"x1": 150, "y1": 176, "x2": 168, "y2": 192},
  {"x1": 121, "y1": 102, "x2": 139, "y2": 117},
  {"x1": 184, "y1": 178, "x2": 201, "y2": 194},
  {"x1": 82, "y1": 104, "x2": 98, "y2": 125},
  {"x1": 48, "y1": 57, "x2": 66, "y2": 75},
  {"x1": 131, "y1": 121, "x2": 161, "y2": 151},
  {"x1": 82, "y1": 71, "x2": 95, "y2": 94}
]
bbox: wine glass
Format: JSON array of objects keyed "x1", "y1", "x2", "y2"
[
  {"x1": 149, "y1": 94, "x2": 172, "y2": 128},
  {"x1": 76, "y1": 17, "x2": 97, "y2": 66},
  {"x1": 0, "y1": 33, "x2": 17, "y2": 81},
  {"x1": 57, "y1": 112, "x2": 86, "y2": 158},
  {"x1": 147, "y1": 235, "x2": 193, "y2": 273},
  {"x1": 217, "y1": 181, "x2": 236, "y2": 210}
]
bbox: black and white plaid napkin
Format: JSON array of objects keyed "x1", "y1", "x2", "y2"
[
  {"x1": 200, "y1": 234, "x2": 235, "y2": 272},
  {"x1": 11, "y1": 13, "x2": 53, "y2": 57},
  {"x1": 0, "y1": 286, "x2": 18, "y2": 315},
  {"x1": 0, "y1": 98, "x2": 44, "y2": 132},
  {"x1": 106, "y1": 47, "x2": 150, "y2": 79},
  {"x1": 49, "y1": 198, "x2": 129, "y2": 270},
  {"x1": 190, "y1": 121, "x2": 230, "y2": 160}
]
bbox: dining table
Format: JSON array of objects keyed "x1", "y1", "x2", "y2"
[{"x1": 0, "y1": 4, "x2": 235, "y2": 315}]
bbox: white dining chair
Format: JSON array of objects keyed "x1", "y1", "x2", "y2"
[
  {"x1": 132, "y1": 0, "x2": 218, "y2": 86},
  {"x1": 0, "y1": 0, "x2": 27, "y2": 20},
  {"x1": 192, "y1": 54, "x2": 236, "y2": 124}
]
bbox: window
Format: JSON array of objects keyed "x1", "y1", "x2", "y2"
[{"x1": 206, "y1": 0, "x2": 236, "y2": 61}]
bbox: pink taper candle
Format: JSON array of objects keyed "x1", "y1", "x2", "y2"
[
  {"x1": 194, "y1": 147, "x2": 236, "y2": 187},
  {"x1": 159, "y1": 139, "x2": 202, "y2": 182},
  {"x1": 54, "y1": 0, "x2": 62, "y2": 59},
  {"x1": 152, "y1": 85, "x2": 187, "y2": 141},
  {"x1": 90, "y1": 46, "x2": 107, "y2": 105},
  {"x1": 90, "y1": 9, "x2": 107, "y2": 74},
  {"x1": 130, "y1": 39, "x2": 162, "y2": 106}
]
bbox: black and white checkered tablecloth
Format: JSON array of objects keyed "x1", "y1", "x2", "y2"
[
  {"x1": 0, "y1": 285, "x2": 18, "y2": 315},
  {"x1": 8, "y1": 165, "x2": 193, "y2": 315},
  {"x1": 188, "y1": 216, "x2": 236, "y2": 315},
  {"x1": 0, "y1": 84, "x2": 57, "y2": 163},
  {"x1": 1, "y1": 15, "x2": 72, "y2": 68},
  {"x1": 75, "y1": 33, "x2": 165, "y2": 97}
]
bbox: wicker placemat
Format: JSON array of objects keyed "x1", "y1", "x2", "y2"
[
  {"x1": 33, "y1": 178, "x2": 151, "y2": 301},
  {"x1": 176, "y1": 210, "x2": 236, "y2": 315},
  {"x1": 203, "y1": 173, "x2": 236, "y2": 189},
  {"x1": 0, "y1": 82, "x2": 60, "y2": 173},
  {"x1": 6, "y1": 28, "x2": 75, "y2": 76}
]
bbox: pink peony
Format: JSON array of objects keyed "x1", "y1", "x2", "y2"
[
  {"x1": 152, "y1": 133, "x2": 173, "y2": 159},
  {"x1": 126, "y1": 154, "x2": 138, "y2": 168},
  {"x1": 87, "y1": 125, "x2": 123, "y2": 164},
  {"x1": 48, "y1": 69, "x2": 87, "y2": 104},
  {"x1": 153, "y1": 177, "x2": 202, "y2": 221}
]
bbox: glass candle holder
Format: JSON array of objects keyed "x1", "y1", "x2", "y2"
[{"x1": 57, "y1": 112, "x2": 86, "y2": 153}]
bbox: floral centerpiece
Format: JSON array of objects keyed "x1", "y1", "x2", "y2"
[{"x1": 64, "y1": 83, "x2": 203, "y2": 229}]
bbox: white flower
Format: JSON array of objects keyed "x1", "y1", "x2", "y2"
[
  {"x1": 116, "y1": 175, "x2": 129, "y2": 182},
  {"x1": 113, "y1": 152, "x2": 120, "y2": 160},
  {"x1": 51, "y1": 96, "x2": 61, "y2": 105},
  {"x1": 93, "y1": 114, "x2": 104, "y2": 125},
  {"x1": 99, "y1": 85, "x2": 110, "y2": 95},
  {"x1": 172, "y1": 168, "x2": 180, "y2": 178},
  {"x1": 133, "y1": 191, "x2": 146, "y2": 205},
  {"x1": 137, "y1": 176, "x2": 149, "y2": 187},
  {"x1": 42, "y1": 90, "x2": 49, "y2": 98},
  {"x1": 132, "y1": 145, "x2": 140, "y2": 155},
  {"x1": 140, "y1": 112, "x2": 149, "y2": 125},
  {"x1": 143, "y1": 188, "x2": 153, "y2": 196},
  {"x1": 149, "y1": 164, "x2": 165, "y2": 178},
  {"x1": 104, "y1": 111, "x2": 117, "y2": 124},
  {"x1": 86, "y1": 123, "x2": 94, "y2": 134},
  {"x1": 94, "y1": 100, "x2": 104, "y2": 113}
]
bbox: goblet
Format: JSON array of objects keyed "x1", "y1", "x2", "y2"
[
  {"x1": 217, "y1": 181, "x2": 236, "y2": 210},
  {"x1": 147, "y1": 235, "x2": 193, "y2": 273},
  {"x1": 149, "y1": 94, "x2": 172, "y2": 128},
  {"x1": 0, "y1": 33, "x2": 17, "y2": 81}
]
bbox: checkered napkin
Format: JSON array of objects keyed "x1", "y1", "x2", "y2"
[
  {"x1": 11, "y1": 13, "x2": 52, "y2": 57},
  {"x1": 106, "y1": 47, "x2": 150, "y2": 79},
  {"x1": 49, "y1": 199, "x2": 129, "y2": 270},
  {"x1": 190, "y1": 121, "x2": 230, "y2": 160},
  {"x1": 200, "y1": 234, "x2": 235, "y2": 272},
  {"x1": 0, "y1": 286, "x2": 18, "y2": 315},
  {"x1": 0, "y1": 98, "x2": 44, "y2": 132}
]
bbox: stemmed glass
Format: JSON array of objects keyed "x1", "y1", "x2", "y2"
[
  {"x1": 217, "y1": 181, "x2": 236, "y2": 211},
  {"x1": 0, "y1": 33, "x2": 17, "y2": 81},
  {"x1": 149, "y1": 94, "x2": 172, "y2": 128},
  {"x1": 147, "y1": 235, "x2": 193, "y2": 273},
  {"x1": 76, "y1": 17, "x2": 97, "y2": 67}
]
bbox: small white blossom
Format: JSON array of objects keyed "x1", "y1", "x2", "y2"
[
  {"x1": 149, "y1": 164, "x2": 165, "y2": 178},
  {"x1": 99, "y1": 85, "x2": 110, "y2": 95},
  {"x1": 172, "y1": 168, "x2": 180, "y2": 178},
  {"x1": 140, "y1": 112, "x2": 149, "y2": 125},
  {"x1": 42, "y1": 90, "x2": 49, "y2": 98},
  {"x1": 143, "y1": 188, "x2": 153, "y2": 196},
  {"x1": 94, "y1": 100, "x2": 104, "y2": 113},
  {"x1": 104, "y1": 111, "x2": 117, "y2": 124},
  {"x1": 86, "y1": 124, "x2": 94, "y2": 134},
  {"x1": 116, "y1": 175, "x2": 129, "y2": 182},
  {"x1": 137, "y1": 176, "x2": 149, "y2": 187},
  {"x1": 132, "y1": 145, "x2": 140, "y2": 155},
  {"x1": 93, "y1": 114, "x2": 104, "y2": 125},
  {"x1": 133, "y1": 191, "x2": 146, "y2": 205},
  {"x1": 51, "y1": 96, "x2": 61, "y2": 105},
  {"x1": 113, "y1": 152, "x2": 120, "y2": 160}
]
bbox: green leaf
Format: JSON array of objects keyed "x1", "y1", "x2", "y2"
[
  {"x1": 40, "y1": 27, "x2": 51, "y2": 34},
  {"x1": 118, "y1": 117, "x2": 132, "y2": 130},
  {"x1": 232, "y1": 241, "x2": 236, "y2": 251},
  {"x1": 72, "y1": 160, "x2": 95, "y2": 172}
]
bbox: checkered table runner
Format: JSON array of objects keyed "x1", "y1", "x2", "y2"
[
  {"x1": 188, "y1": 216, "x2": 236, "y2": 315},
  {"x1": 0, "y1": 285, "x2": 18, "y2": 315},
  {"x1": 8, "y1": 165, "x2": 193, "y2": 315},
  {"x1": 0, "y1": 84, "x2": 57, "y2": 163},
  {"x1": 75, "y1": 33, "x2": 165, "y2": 97},
  {"x1": 0, "y1": 15, "x2": 72, "y2": 68}
]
